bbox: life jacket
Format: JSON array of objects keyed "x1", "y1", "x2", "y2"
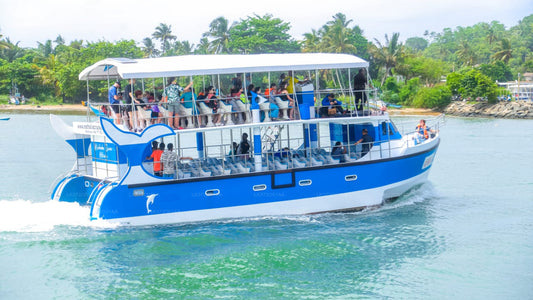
[{"x1": 416, "y1": 124, "x2": 428, "y2": 139}]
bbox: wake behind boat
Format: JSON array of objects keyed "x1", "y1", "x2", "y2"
[{"x1": 50, "y1": 53, "x2": 443, "y2": 226}]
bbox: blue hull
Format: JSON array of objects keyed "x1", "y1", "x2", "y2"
[{"x1": 85, "y1": 143, "x2": 438, "y2": 225}]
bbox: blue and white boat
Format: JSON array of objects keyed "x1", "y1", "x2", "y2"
[{"x1": 50, "y1": 53, "x2": 443, "y2": 226}]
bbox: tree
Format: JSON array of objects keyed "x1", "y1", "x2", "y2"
[
  {"x1": 203, "y1": 17, "x2": 234, "y2": 54},
  {"x1": 369, "y1": 32, "x2": 404, "y2": 86},
  {"x1": 320, "y1": 13, "x2": 357, "y2": 54},
  {"x1": 228, "y1": 14, "x2": 300, "y2": 54},
  {"x1": 152, "y1": 23, "x2": 176, "y2": 55},
  {"x1": 405, "y1": 37, "x2": 428, "y2": 52},
  {"x1": 492, "y1": 38, "x2": 513, "y2": 64},
  {"x1": 142, "y1": 37, "x2": 159, "y2": 58}
]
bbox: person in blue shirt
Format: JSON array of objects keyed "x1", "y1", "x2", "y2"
[
  {"x1": 320, "y1": 93, "x2": 344, "y2": 117},
  {"x1": 108, "y1": 81, "x2": 122, "y2": 124}
]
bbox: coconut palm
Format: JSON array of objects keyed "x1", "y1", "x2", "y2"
[
  {"x1": 456, "y1": 40, "x2": 477, "y2": 66},
  {"x1": 492, "y1": 38, "x2": 513, "y2": 64},
  {"x1": 152, "y1": 23, "x2": 176, "y2": 54},
  {"x1": 203, "y1": 17, "x2": 233, "y2": 54},
  {"x1": 142, "y1": 37, "x2": 159, "y2": 58},
  {"x1": 301, "y1": 29, "x2": 322, "y2": 53},
  {"x1": 369, "y1": 32, "x2": 403, "y2": 86},
  {"x1": 321, "y1": 13, "x2": 357, "y2": 54}
]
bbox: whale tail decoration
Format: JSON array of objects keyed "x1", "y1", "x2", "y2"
[{"x1": 99, "y1": 117, "x2": 175, "y2": 185}]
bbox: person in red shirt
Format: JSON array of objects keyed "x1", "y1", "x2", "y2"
[{"x1": 149, "y1": 142, "x2": 165, "y2": 176}]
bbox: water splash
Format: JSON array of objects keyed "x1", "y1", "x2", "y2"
[{"x1": 0, "y1": 199, "x2": 115, "y2": 232}]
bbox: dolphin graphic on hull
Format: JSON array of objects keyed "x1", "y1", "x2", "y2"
[{"x1": 99, "y1": 118, "x2": 175, "y2": 185}]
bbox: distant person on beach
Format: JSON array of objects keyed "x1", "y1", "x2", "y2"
[{"x1": 108, "y1": 81, "x2": 122, "y2": 124}]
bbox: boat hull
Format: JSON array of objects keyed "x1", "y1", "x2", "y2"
[{"x1": 82, "y1": 141, "x2": 439, "y2": 226}]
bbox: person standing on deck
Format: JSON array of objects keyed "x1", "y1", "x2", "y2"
[
  {"x1": 162, "y1": 77, "x2": 184, "y2": 130},
  {"x1": 108, "y1": 81, "x2": 122, "y2": 124},
  {"x1": 354, "y1": 128, "x2": 374, "y2": 158},
  {"x1": 161, "y1": 143, "x2": 178, "y2": 179},
  {"x1": 353, "y1": 69, "x2": 368, "y2": 112},
  {"x1": 149, "y1": 142, "x2": 165, "y2": 177}
]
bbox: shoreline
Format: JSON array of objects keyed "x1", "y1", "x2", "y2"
[{"x1": 0, "y1": 104, "x2": 439, "y2": 116}]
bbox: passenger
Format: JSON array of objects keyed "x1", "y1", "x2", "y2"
[
  {"x1": 254, "y1": 86, "x2": 279, "y2": 121},
  {"x1": 237, "y1": 133, "x2": 250, "y2": 160},
  {"x1": 274, "y1": 147, "x2": 291, "y2": 159},
  {"x1": 415, "y1": 119, "x2": 435, "y2": 143},
  {"x1": 204, "y1": 86, "x2": 221, "y2": 125},
  {"x1": 162, "y1": 77, "x2": 184, "y2": 130},
  {"x1": 149, "y1": 142, "x2": 165, "y2": 177},
  {"x1": 124, "y1": 79, "x2": 136, "y2": 130},
  {"x1": 133, "y1": 90, "x2": 147, "y2": 131},
  {"x1": 179, "y1": 82, "x2": 196, "y2": 127},
  {"x1": 264, "y1": 83, "x2": 276, "y2": 98},
  {"x1": 108, "y1": 81, "x2": 122, "y2": 124},
  {"x1": 161, "y1": 143, "x2": 178, "y2": 179},
  {"x1": 231, "y1": 74, "x2": 242, "y2": 89},
  {"x1": 331, "y1": 141, "x2": 347, "y2": 163},
  {"x1": 353, "y1": 68, "x2": 368, "y2": 112},
  {"x1": 277, "y1": 82, "x2": 295, "y2": 119},
  {"x1": 353, "y1": 128, "x2": 374, "y2": 158},
  {"x1": 320, "y1": 93, "x2": 344, "y2": 117},
  {"x1": 228, "y1": 142, "x2": 239, "y2": 156}
]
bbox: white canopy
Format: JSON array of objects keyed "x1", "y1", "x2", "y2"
[{"x1": 78, "y1": 53, "x2": 369, "y2": 80}]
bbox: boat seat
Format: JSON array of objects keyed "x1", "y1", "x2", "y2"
[
  {"x1": 310, "y1": 156, "x2": 324, "y2": 166},
  {"x1": 274, "y1": 97, "x2": 290, "y2": 120},
  {"x1": 293, "y1": 158, "x2": 307, "y2": 168},
  {"x1": 218, "y1": 100, "x2": 234, "y2": 125},
  {"x1": 177, "y1": 104, "x2": 195, "y2": 128},
  {"x1": 232, "y1": 98, "x2": 251, "y2": 124},
  {"x1": 197, "y1": 102, "x2": 214, "y2": 127}
]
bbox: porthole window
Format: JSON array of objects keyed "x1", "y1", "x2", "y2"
[
  {"x1": 299, "y1": 179, "x2": 312, "y2": 186},
  {"x1": 253, "y1": 184, "x2": 267, "y2": 191},
  {"x1": 345, "y1": 175, "x2": 358, "y2": 181},
  {"x1": 205, "y1": 189, "x2": 220, "y2": 196}
]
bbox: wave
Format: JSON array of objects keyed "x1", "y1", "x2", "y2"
[{"x1": 0, "y1": 199, "x2": 115, "y2": 233}]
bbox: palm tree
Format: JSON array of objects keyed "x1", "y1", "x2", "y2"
[
  {"x1": 142, "y1": 37, "x2": 159, "y2": 58},
  {"x1": 152, "y1": 23, "x2": 176, "y2": 54},
  {"x1": 321, "y1": 13, "x2": 357, "y2": 54},
  {"x1": 492, "y1": 38, "x2": 513, "y2": 64},
  {"x1": 301, "y1": 29, "x2": 321, "y2": 53},
  {"x1": 369, "y1": 32, "x2": 403, "y2": 86},
  {"x1": 203, "y1": 17, "x2": 233, "y2": 54},
  {"x1": 456, "y1": 40, "x2": 477, "y2": 66},
  {"x1": 0, "y1": 38, "x2": 23, "y2": 62},
  {"x1": 195, "y1": 37, "x2": 210, "y2": 54}
]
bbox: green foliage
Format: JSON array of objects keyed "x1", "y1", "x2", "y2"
[
  {"x1": 446, "y1": 69, "x2": 499, "y2": 103},
  {"x1": 399, "y1": 77, "x2": 421, "y2": 105},
  {"x1": 477, "y1": 61, "x2": 513, "y2": 82},
  {"x1": 412, "y1": 84, "x2": 451, "y2": 109},
  {"x1": 405, "y1": 37, "x2": 428, "y2": 51},
  {"x1": 228, "y1": 14, "x2": 300, "y2": 54}
]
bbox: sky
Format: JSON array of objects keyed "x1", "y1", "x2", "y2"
[{"x1": 0, "y1": 0, "x2": 532, "y2": 48}]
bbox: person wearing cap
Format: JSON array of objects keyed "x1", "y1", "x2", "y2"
[
  {"x1": 108, "y1": 81, "x2": 122, "y2": 124},
  {"x1": 354, "y1": 128, "x2": 374, "y2": 158}
]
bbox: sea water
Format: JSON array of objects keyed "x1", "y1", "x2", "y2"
[{"x1": 0, "y1": 112, "x2": 532, "y2": 299}]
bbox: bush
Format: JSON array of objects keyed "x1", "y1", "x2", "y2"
[{"x1": 412, "y1": 84, "x2": 452, "y2": 109}]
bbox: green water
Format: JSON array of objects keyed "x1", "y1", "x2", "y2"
[{"x1": 1, "y1": 113, "x2": 532, "y2": 299}]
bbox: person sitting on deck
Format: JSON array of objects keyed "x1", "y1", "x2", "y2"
[
  {"x1": 320, "y1": 93, "x2": 344, "y2": 117},
  {"x1": 331, "y1": 141, "x2": 347, "y2": 162},
  {"x1": 415, "y1": 119, "x2": 436, "y2": 144}
]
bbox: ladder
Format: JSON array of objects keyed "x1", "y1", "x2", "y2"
[{"x1": 261, "y1": 125, "x2": 284, "y2": 152}]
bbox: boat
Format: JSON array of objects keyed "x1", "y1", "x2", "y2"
[
  {"x1": 50, "y1": 53, "x2": 443, "y2": 226},
  {"x1": 0, "y1": 117, "x2": 10, "y2": 121}
]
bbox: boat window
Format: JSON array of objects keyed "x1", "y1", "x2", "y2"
[
  {"x1": 299, "y1": 179, "x2": 312, "y2": 186},
  {"x1": 345, "y1": 175, "x2": 358, "y2": 181},
  {"x1": 205, "y1": 189, "x2": 220, "y2": 196},
  {"x1": 253, "y1": 184, "x2": 267, "y2": 191}
]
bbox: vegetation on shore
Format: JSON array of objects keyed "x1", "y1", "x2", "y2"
[{"x1": 1, "y1": 13, "x2": 532, "y2": 108}]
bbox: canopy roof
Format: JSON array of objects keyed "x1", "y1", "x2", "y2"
[{"x1": 79, "y1": 53, "x2": 369, "y2": 80}]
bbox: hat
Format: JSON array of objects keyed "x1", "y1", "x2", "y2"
[{"x1": 115, "y1": 81, "x2": 121, "y2": 87}]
